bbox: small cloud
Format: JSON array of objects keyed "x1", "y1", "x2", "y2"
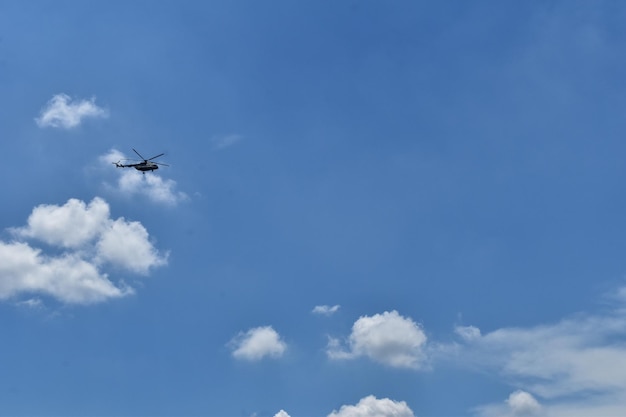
[
  {"x1": 35, "y1": 93, "x2": 108, "y2": 129},
  {"x1": 312, "y1": 304, "x2": 341, "y2": 316},
  {"x1": 211, "y1": 134, "x2": 242, "y2": 150},
  {"x1": 455, "y1": 325, "x2": 481, "y2": 342},
  {"x1": 327, "y1": 395, "x2": 415, "y2": 417},
  {"x1": 325, "y1": 336, "x2": 353, "y2": 360},
  {"x1": 475, "y1": 390, "x2": 543, "y2": 417},
  {"x1": 229, "y1": 326, "x2": 287, "y2": 361},
  {"x1": 274, "y1": 411, "x2": 291, "y2": 417},
  {"x1": 327, "y1": 310, "x2": 428, "y2": 369},
  {"x1": 15, "y1": 298, "x2": 44, "y2": 309},
  {"x1": 507, "y1": 391, "x2": 542, "y2": 416}
]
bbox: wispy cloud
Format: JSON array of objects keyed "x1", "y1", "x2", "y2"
[
  {"x1": 211, "y1": 134, "x2": 242, "y2": 150},
  {"x1": 327, "y1": 395, "x2": 415, "y2": 417},
  {"x1": 99, "y1": 149, "x2": 188, "y2": 206},
  {"x1": 2, "y1": 197, "x2": 167, "y2": 304},
  {"x1": 327, "y1": 310, "x2": 428, "y2": 369},
  {"x1": 438, "y1": 287, "x2": 626, "y2": 416},
  {"x1": 35, "y1": 93, "x2": 108, "y2": 129},
  {"x1": 15, "y1": 298, "x2": 44, "y2": 310},
  {"x1": 312, "y1": 304, "x2": 340, "y2": 316},
  {"x1": 229, "y1": 326, "x2": 287, "y2": 361},
  {"x1": 454, "y1": 325, "x2": 481, "y2": 342},
  {"x1": 322, "y1": 288, "x2": 626, "y2": 415}
]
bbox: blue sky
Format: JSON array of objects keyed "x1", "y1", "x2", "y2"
[{"x1": 2, "y1": 1, "x2": 626, "y2": 416}]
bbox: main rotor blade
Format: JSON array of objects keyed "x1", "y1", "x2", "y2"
[
  {"x1": 133, "y1": 148, "x2": 146, "y2": 160},
  {"x1": 148, "y1": 153, "x2": 165, "y2": 161}
]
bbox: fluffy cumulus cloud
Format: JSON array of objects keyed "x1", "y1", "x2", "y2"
[
  {"x1": 1, "y1": 197, "x2": 167, "y2": 304},
  {"x1": 327, "y1": 395, "x2": 415, "y2": 417},
  {"x1": 0, "y1": 241, "x2": 131, "y2": 304},
  {"x1": 273, "y1": 411, "x2": 291, "y2": 417},
  {"x1": 15, "y1": 298, "x2": 44, "y2": 309},
  {"x1": 95, "y1": 218, "x2": 167, "y2": 274},
  {"x1": 327, "y1": 310, "x2": 428, "y2": 369},
  {"x1": 449, "y1": 290, "x2": 626, "y2": 416},
  {"x1": 99, "y1": 149, "x2": 187, "y2": 206},
  {"x1": 312, "y1": 304, "x2": 341, "y2": 316},
  {"x1": 229, "y1": 326, "x2": 287, "y2": 361},
  {"x1": 13, "y1": 197, "x2": 110, "y2": 248},
  {"x1": 35, "y1": 93, "x2": 108, "y2": 129}
]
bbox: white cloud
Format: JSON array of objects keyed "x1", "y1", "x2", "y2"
[
  {"x1": 476, "y1": 391, "x2": 545, "y2": 417},
  {"x1": 118, "y1": 170, "x2": 187, "y2": 205},
  {"x1": 458, "y1": 315, "x2": 626, "y2": 398},
  {"x1": 95, "y1": 218, "x2": 168, "y2": 274},
  {"x1": 0, "y1": 197, "x2": 166, "y2": 304},
  {"x1": 13, "y1": 197, "x2": 110, "y2": 248},
  {"x1": 211, "y1": 134, "x2": 242, "y2": 150},
  {"x1": 454, "y1": 325, "x2": 481, "y2": 341},
  {"x1": 273, "y1": 411, "x2": 291, "y2": 417},
  {"x1": 312, "y1": 304, "x2": 341, "y2": 316},
  {"x1": 229, "y1": 326, "x2": 287, "y2": 361},
  {"x1": 101, "y1": 148, "x2": 127, "y2": 166},
  {"x1": 0, "y1": 242, "x2": 130, "y2": 304},
  {"x1": 507, "y1": 391, "x2": 542, "y2": 416},
  {"x1": 15, "y1": 298, "x2": 44, "y2": 309},
  {"x1": 327, "y1": 395, "x2": 415, "y2": 417},
  {"x1": 327, "y1": 310, "x2": 428, "y2": 369},
  {"x1": 100, "y1": 149, "x2": 188, "y2": 206},
  {"x1": 35, "y1": 93, "x2": 108, "y2": 129},
  {"x1": 446, "y1": 288, "x2": 626, "y2": 416},
  {"x1": 475, "y1": 391, "x2": 543, "y2": 417}
]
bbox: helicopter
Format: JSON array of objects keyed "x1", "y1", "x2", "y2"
[{"x1": 113, "y1": 149, "x2": 169, "y2": 174}]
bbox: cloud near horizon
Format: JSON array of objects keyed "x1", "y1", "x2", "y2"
[
  {"x1": 1, "y1": 197, "x2": 167, "y2": 304},
  {"x1": 35, "y1": 93, "x2": 108, "y2": 129}
]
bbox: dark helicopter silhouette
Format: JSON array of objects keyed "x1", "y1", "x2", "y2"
[{"x1": 113, "y1": 149, "x2": 169, "y2": 174}]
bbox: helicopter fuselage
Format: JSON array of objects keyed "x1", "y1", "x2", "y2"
[
  {"x1": 113, "y1": 149, "x2": 168, "y2": 174},
  {"x1": 134, "y1": 162, "x2": 158, "y2": 172}
]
